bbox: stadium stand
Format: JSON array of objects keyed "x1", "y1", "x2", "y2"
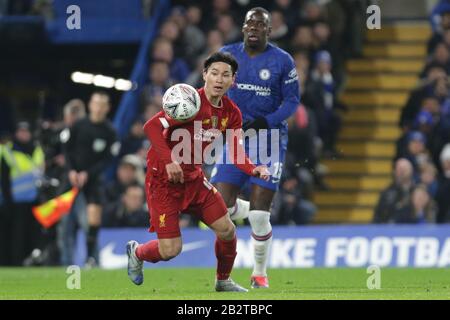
[
  {"x1": 2, "y1": 0, "x2": 448, "y2": 269},
  {"x1": 315, "y1": 22, "x2": 432, "y2": 223}
]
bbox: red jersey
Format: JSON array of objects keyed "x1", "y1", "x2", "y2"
[{"x1": 144, "y1": 87, "x2": 255, "y2": 181}]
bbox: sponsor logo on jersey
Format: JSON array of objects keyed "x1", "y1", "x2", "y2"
[
  {"x1": 194, "y1": 128, "x2": 221, "y2": 142},
  {"x1": 288, "y1": 68, "x2": 297, "y2": 78},
  {"x1": 285, "y1": 68, "x2": 299, "y2": 84},
  {"x1": 236, "y1": 83, "x2": 271, "y2": 96}
]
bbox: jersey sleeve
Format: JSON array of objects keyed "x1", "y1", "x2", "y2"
[
  {"x1": 219, "y1": 44, "x2": 233, "y2": 54},
  {"x1": 226, "y1": 103, "x2": 256, "y2": 175},
  {"x1": 143, "y1": 111, "x2": 181, "y2": 165},
  {"x1": 265, "y1": 53, "x2": 301, "y2": 127}
]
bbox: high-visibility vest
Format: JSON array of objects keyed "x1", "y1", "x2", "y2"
[{"x1": 2, "y1": 142, "x2": 45, "y2": 203}]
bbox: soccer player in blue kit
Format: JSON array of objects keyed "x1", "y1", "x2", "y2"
[{"x1": 210, "y1": 7, "x2": 300, "y2": 288}]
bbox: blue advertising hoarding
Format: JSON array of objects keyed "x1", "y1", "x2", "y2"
[{"x1": 75, "y1": 225, "x2": 450, "y2": 268}]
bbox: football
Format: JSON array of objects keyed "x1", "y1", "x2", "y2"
[{"x1": 162, "y1": 83, "x2": 201, "y2": 121}]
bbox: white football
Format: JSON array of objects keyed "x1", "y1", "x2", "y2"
[{"x1": 162, "y1": 83, "x2": 201, "y2": 121}]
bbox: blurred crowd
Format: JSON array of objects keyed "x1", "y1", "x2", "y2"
[
  {"x1": 0, "y1": 0, "x2": 53, "y2": 18},
  {"x1": 0, "y1": 0, "x2": 156, "y2": 19},
  {"x1": 0, "y1": 93, "x2": 150, "y2": 266},
  {"x1": 0, "y1": 0, "x2": 376, "y2": 266},
  {"x1": 140, "y1": 0, "x2": 368, "y2": 226},
  {"x1": 373, "y1": 1, "x2": 450, "y2": 224}
]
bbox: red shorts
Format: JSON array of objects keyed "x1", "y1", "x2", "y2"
[{"x1": 145, "y1": 166, "x2": 227, "y2": 239}]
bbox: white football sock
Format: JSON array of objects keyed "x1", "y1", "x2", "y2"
[
  {"x1": 248, "y1": 210, "x2": 272, "y2": 277},
  {"x1": 227, "y1": 198, "x2": 250, "y2": 220}
]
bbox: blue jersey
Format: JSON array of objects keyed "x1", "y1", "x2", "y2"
[{"x1": 220, "y1": 42, "x2": 300, "y2": 143}]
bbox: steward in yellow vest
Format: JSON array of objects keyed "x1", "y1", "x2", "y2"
[{"x1": 1, "y1": 123, "x2": 45, "y2": 203}]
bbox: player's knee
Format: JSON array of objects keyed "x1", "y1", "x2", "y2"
[
  {"x1": 250, "y1": 188, "x2": 275, "y2": 211},
  {"x1": 250, "y1": 199, "x2": 272, "y2": 211},
  {"x1": 248, "y1": 210, "x2": 272, "y2": 236},
  {"x1": 216, "y1": 221, "x2": 236, "y2": 241},
  {"x1": 226, "y1": 222, "x2": 236, "y2": 236},
  {"x1": 159, "y1": 242, "x2": 182, "y2": 260}
]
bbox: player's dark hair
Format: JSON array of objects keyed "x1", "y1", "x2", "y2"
[
  {"x1": 203, "y1": 52, "x2": 238, "y2": 75},
  {"x1": 247, "y1": 7, "x2": 271, "y2": 25}
]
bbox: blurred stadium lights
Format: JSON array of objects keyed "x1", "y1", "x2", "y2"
[
  {"x1": 71, "y1": 72, "x2": 134, "y2": 91},
  {"x1": 71, "y1": 71, "x2": 94, "y2": 85},
  {"x1": 114, "y1": 78, "x2": 133, "y2": 91},
  {"x1": 93, "y1": 74, "x2": 115, "y2": 88}
]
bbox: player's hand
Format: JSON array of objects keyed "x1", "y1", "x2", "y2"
[
  {"x1": 166, "y1": 161, "x2": 184, "y2": 183},
  {"x1": 252, "y1": 165, "x2": 271, "y2": 181},
  {"x1": 242, "y1": 117, "x2": 269, "y2": 132},
  {"x1": 77, "y1": 171, "x2": 88, "y2": 188},
  {"x1": 68, "y1": 170, "x2": 78, "y2": 187}
]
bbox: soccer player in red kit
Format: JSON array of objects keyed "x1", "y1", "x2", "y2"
[{"x1": 126, "y1": 52, "x2": 270, "y2": 292}]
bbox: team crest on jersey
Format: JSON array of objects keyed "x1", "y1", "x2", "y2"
[
  {"x1": 259, "y1": 69, "x2": 271, "y2": 80},
  {"x1": 202, "y1": 118, "x2": 210, "y2": 125},
  {"x1": 159, "y1": 214, "x2": 166, "y2": 228},
  {"x1": 211, "y1": 116, "x2": 218, "y2": 129},
  {"x1": 220, "y1": 117, "x2": 229, "y2": 131}
]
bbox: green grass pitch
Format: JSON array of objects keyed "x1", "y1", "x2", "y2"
[{"x1": 0, "y1": 267, "x2": 449, "y2": 300}]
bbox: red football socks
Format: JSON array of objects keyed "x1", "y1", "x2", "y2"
[
  {"x1": 215, "y1": 235, "x2": 237, "y2": 280},
  {"x1": 136, "y1": 240, "x2": 163, "y2": 263}
]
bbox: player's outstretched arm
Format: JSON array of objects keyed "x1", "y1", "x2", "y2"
[
  {"x1": 226, "y1": 128, "x2": 270, "y2": 181},
  {"x1": 265, "y1": 55, "x2": 301, "y2": 127},
  {"x1": 144, "y1": 111, "x2": 185, "y2": 183},
  {"x1": 143, "y1": 111, "x2": 175, "y2": 165}
]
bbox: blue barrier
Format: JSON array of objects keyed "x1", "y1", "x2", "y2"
[{"x1": 75, "y1": 225, "x2": 450, "y2": 268}]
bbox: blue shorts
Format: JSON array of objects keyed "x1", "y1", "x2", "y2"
[{"x1": 210, "y1": 135, "x2": 286, "y2": 191}]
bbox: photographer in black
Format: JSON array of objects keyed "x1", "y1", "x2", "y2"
[{"x1": 61, "y1": 91, "x2": 119, "y2": 266}]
